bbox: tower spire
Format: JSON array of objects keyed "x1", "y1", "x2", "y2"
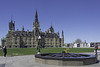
[
  {"x1": 35, "y1": 10, "x2": 38, "y2": 22},
  {"x1": 62, "y1": 30, "x2": 64, "y2": 35},
  {"x1": 33, "y1": 10, "x2": 41, "y2": 33}
]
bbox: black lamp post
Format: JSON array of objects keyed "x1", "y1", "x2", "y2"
[{"x1": 37, "y1": 36, "x2": 41, "y2": 54}]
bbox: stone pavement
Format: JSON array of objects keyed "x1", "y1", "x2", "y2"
[{"x1": 0, "y1": 53, "x2": 100, "y2": 67}]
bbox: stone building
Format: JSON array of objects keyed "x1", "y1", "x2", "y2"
[
  {"x1": 1, "y1": 37, "x2": 6, "y2": 47},
  {"x1": 2, "y1": 11, "x2": 64, "y2": 48}
]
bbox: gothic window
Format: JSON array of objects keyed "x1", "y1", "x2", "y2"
[
  {"x1": 59, "y1": 45, "x2": 61, "y2": 47},
  {"x1": 51, "y1": 39, "x2": 52, "y2": 41},
  {"x1": 15, "y1": 42, "x2": 17, "y2": 44},
  {"x1": 15, "y1": 37, "x2": 17, "y2": 40},
  {"x1": 56, "y1": 43, "x2": 57, "y2": 45},
  {"x1": 29, "y1": 38, "x2": 31, "y2": 41},
  {"x1": 9, "y1": 46, "x2": 11, "y2": 48},
  {"x1": 55, "y1": 45, "x2": 57, "y2": 47},
  {"x1": 51, "y1": 45, "x2": 53, "y2": 47},
  {"x1": 15, "y1": 46, "x2": 17, "y2": 48},
  {"x1": 33, "y1": 45, "x2": 36, "y2": 47},
  {"x1": 36, "y1": 29, "x2": 39, "y2": 35},
  {"x1": 47, "y1": 45, "x2": 49, "y2": 47}
]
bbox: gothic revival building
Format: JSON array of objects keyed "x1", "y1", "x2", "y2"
[{"x1": 2, "y1": 11, "x2": 64, "y2": 48}]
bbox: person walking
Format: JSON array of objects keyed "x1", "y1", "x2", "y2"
[
  {"x1": 95, "y1": 43, "x2": 98, "y2": 57},
  {"x1": 3, "y1": 45, "x2": 7, "y2": 57}
]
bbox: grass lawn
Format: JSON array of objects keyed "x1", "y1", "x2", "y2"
[{"x1": 0, "y1": 48, "x2": 99, "y2": 56}]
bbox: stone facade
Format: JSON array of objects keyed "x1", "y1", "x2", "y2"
[
  {"x1": 3, "y1": 10, "x2": 64, "y2": 48},
  {"x1": 1, "y1": 37, "x2": 6, "y2": 47}
]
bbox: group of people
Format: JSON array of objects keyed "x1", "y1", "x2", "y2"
[{"x1": 1, "y1": 44, "x2": 99, "y2": 57}]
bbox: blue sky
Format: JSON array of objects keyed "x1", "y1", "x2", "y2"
[{"x1": 0, "y1": 0, "x2": 100, "y2": 45}]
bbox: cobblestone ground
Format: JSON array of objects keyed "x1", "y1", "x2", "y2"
[{"x1": 0, "y1": 53, "x2": 100, "y2": 67}]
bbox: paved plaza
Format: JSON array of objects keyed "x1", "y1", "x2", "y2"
[{"x1": 0, "y1": 53, "x2": 100, "y2": 67}]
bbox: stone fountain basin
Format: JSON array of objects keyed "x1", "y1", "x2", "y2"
[{"x1": 35, "y1": 53, "x2": 97, "y2": 66}]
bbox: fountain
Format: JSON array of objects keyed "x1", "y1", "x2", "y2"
[{"x1": 35, "y1": 48, "x2": 98, "y2": 66}]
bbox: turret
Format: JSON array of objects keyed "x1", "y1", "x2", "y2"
[
  {"x1": 50, "y1": 25, "x2": 54, "y2": 33},
  {"x1": 57, "y1": 32, "x2": 59, "y2": 36},
  {"x1": 62, "y1": 30, "x2": 64, "y2": 38},
  {"x1": 61, "y1": 30, "x2": 64, "y2": 46},
  {"x1": 22, "y1": 26, "x2": 24, "y2": 31},
  {"x1": 9, "y1": 19, "x2": 15, "y2": 32}
]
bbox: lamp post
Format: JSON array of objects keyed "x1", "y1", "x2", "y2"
[{"x1": 37, "y1": 36, "x2": 41, "y2": 54}]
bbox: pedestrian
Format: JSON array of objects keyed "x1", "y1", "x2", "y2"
[
  {"x1": 95, "y1": 43, "x2": 98, "y2": 57},
  {"x1": 2, "y1": 45, "x2": 7, "y2": 57}
]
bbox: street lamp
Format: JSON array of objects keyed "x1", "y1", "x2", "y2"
[{"x1": 37, "y1": 36, "x2": 41, "y2": 54}]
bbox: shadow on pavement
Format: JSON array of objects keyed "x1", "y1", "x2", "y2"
[{"x1": 0, "y1": 64, "x2": 5, "y2": 67}]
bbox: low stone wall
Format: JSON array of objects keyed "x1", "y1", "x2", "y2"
[
  {"x1": 35, "y1": 57, "x2": 97, "y2": 66},
  {"x1": 35, "y1": 53, "x2": 97, "y2": 66}
]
